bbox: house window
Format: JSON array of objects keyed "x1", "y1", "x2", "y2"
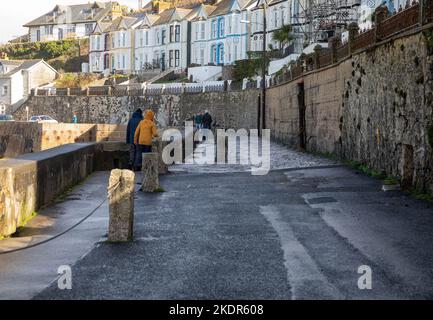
[
  {"x1": 96, "y1": 36, "x2": 100, "y2": 50},
  {"x1": 145, "y1": 31, "x2": 149, "y2": 45},
  {"x1": 200, "y1": 23, "x2": 205, "y2": 40},
  {"x1": 0, "y1": 105, "x2": 5, "y2": 115},
  {"x1": 156, "y1": 29, "x2": 160, "y2": 44},
  {"x1": 175, "y1": 50, "x2": 180, "y2": 67},
  {"x1": 111, "y1": 55, "x2": 115, "y2": 70},
  {"x1": 2, "y1": 86, "x2": 8, "y2": 96},
  {"x1": 169, "y1": 50, "x2": 173, "y2": 67},
  {"x1": 161, "y1": 29, "x2": 166, "y2": 44},
  {"x1": 274, "y1": 10, "x2": 278, "y2": 28},
  {"x1": 170, "y1": 25, "x2": 174, "y2": 42},
  {"x1": 36, "y1": 29, "x2": 41, "y2": 41},
  {"x1": 122, "y1": 32, "x2": 126, "y2": 47},
  {"x1": 281, "y1": 8, "x2": 285, "y2": 25},
  {"x1": 175, "y1": 25, "x2": 180, "y2": 42},
  {"x1": 234, "y1": 44, "x2": 238, "y2": 60},
  {"x1": 219, "y1": 18, "x2": 225, "y2": 37},
  {"x1": 122, "y1": 55, "x2": 126, "y2": 69},
  {"x1": 59, "y1": 28, "x2": 64, "y2": 40},
  {"x1": 211, "y1": 45, "x2": 217, "y2": 63},
  {"x1": 45, "y1": 25, "x2": 53, "y2": 35},
  {"x1": 195, "y1": 24, "x2": 199, "y2": 40},
  {"x1": 85, "y1": 23, "x2": 94, "y2": 35},
  {"x1": 212, "y1": 20, "x2": 217, "y2": 39},
  {"x1": 68, "y1": 25, "x2": 76, "y2": 34},
  {"x1": 200, "y1": 48, "x2": 204, "y2": 65},
  {"x1": 218, "y1": 44, "x2": 224, "y2": 64},
  {"x1": 233, "y1": 15, "x2": 238, "y2": 33},
  {"x1": 140, "y1": 31, "x2": 144, "y2": 47}
]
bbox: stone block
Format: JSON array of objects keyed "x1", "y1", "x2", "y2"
[
  {"x1": 108, "y1": 169, "x2": 135, "y2": 242},
  {"x1": 141, "y1": 153, "x2": 159, "y2": 192}
]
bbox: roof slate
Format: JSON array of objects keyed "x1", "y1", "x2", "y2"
[{"x1": 23, "y1": 1, "x2": 114, "y2": 27}]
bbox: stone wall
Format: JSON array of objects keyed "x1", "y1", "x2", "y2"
[
  {"x1": 0, "y1": 142, "x2": 131, "y2": 238},
  {"x1": 0, "y1": 122, "x2": 126, "y2": 158},
  {"x1": 14, "y1": 90, "x2": 260, "y2": 130},
  {"x1": 267, "y1": 79, "x2": 302, "y2": 146},
  {"x1": 304, "y1": 60, "x2": 352, "y2": 155},
  {"x1": 266, "y1": 29, "x2": 433, "y2": 194},
  {"x1": 342, "y1": 32, "x2": 433, "y2": 193},
  {"x1": 0, "y1": 122, "x2": 41, "y2": 158}
]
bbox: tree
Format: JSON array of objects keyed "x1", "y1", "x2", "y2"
[{"x1": 272, "y1": 24, "x2": 294, "y2": 52}]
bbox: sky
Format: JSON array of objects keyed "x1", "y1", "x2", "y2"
[{"x1": 0, "y1": 0, "x2": 143, "y2": 44}]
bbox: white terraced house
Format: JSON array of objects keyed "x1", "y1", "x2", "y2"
[
  {"x1": 87, "y1": 0, "x2": 370, "y2": 77},
  {"x1": 144, "y1": 6, "x2": 195, "y2": 71},
  {"x1": 134, "y1": 13, "x2": 160, "y2": 72},
  {"x1": 90, "y1": 15, "x2": 142, "y2": 74},
  {"x1": 24, "y1": 1, "x2": 124, "y2": 42},
  {"x1": 190, "y1": 0, "x2": 253, "y2": 67},
  {"x1": 249, "y1": 0, "x2": 306, "y2": 55}
]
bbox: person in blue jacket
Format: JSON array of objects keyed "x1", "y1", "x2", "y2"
[{"x1": 126, "y1": 108, "x2": 143, "y2": 170}]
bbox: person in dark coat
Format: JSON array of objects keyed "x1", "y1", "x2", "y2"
[
  {"x1": 202, "y1": 110, "x2": 212, "y2": 129},
  {"x1": 126, "y1": 108, "x2": 143, "y2": 169}
]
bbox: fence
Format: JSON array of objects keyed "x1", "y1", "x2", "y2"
[{"x1": 31, "y1": 80, "x2": 260, "y2": 97}]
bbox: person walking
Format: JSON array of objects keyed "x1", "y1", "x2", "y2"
[
  {"x1": 202, "y1": 110, "x2": 212, "y2": 129},
  {"x1": 133, "y1": 109, "x2": 159, "y2": 171},
  {"x1": 201, "y1": 110, "x2": 213, "y2": 141},
  {"x1": 194, "y1": 113, "x2": 202, "y2": 129},
  {"x1": 126, "y1": 108, "x2": 143, "y2": 170},
  {"x1": 72, "y1": 113, "x2": 78, "y2": 124}
]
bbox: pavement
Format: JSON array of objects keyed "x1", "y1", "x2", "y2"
[{"x1": 1, "y1": 142, "x2": 433, "y2": 299}]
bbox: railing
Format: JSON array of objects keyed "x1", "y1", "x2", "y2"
[
  {"x1": 32, "y1": 80, "x2": 257, "y2": 97},
  {"x1": 336, "y1": 43, "x2": 349, "y2": 61},
  {"x1": 318, "y1": 50, "x2": 333, "y2": 68},
  {"x1": 351, "y1": 29, "x2": 375, "y2": 52},
  {"x1": 377, "y1": 3, "x2": 419, "y2": 39}
]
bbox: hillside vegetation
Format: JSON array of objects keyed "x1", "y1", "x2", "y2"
[{"x1": 0, "y1": 39, "x2": 89, "y2": 72}]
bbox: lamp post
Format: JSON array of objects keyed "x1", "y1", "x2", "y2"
[
  {"x1": 261, "y1": 0, "x2": 267, "y2": 134},
  {"x1": 241, "y1": 0, "x2": 268, "y2": 136}
]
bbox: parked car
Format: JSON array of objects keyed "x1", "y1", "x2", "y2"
[
  {"x1": 0, "y1": 114, "x2": 14, "y2": 122},
  {"x1": 29, "y1": 115, "x2": 58, "y2": 124}
]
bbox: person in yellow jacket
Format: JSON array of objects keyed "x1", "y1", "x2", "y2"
[{"x1": 133, "y1": 109, "x2": 159, "y2": 171}]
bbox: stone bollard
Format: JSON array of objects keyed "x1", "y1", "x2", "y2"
[
  {"x1": 153, "y1": 139, "x2": 169, "y2": 175},
  {"x1": 141, "y1": 153, "x2": 159, "y2": 192},
  {"x1": 108, "y1": 169, "x2": 135, "y2": 242}
]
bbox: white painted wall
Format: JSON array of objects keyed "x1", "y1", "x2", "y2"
[{"x1": 188, "y1": 65, "x2": 222, "y2": 82}]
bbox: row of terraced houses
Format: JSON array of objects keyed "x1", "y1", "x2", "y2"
[
  {"x1": 23, "y1": 0, "x2": 402, "y2": 80},
  {"x1": 88, "y1": 0, "x2": 310, "y2": 77}
]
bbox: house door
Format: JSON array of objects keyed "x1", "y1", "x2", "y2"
[
  {"x1": 104, "y1": 54, "x2": 109, "y2": 70},
  {"x1": 298, "y1": 82, "x2": 306, "y2": 150},
  {"x1": 161, "y1": 52, "x2": 166, "y2": 71}
]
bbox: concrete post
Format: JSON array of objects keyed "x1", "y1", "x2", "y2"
[
  {"x1": 152, "y1": 139, "x2": 168, "y2": 175},
  {"x1": 329, "y1": 36, "x2": 340, "y2": 63},
  {"x1": 141, "y1": 153, "x2": 159, "y2": 192},
  {"x1": 419, "y1": 0, "x2": 425, "y2": 26},
  {"x1": 108, "y1": 169, "x2": 135, "y2": 242},
  {"x1": 375, "y1": 6, "x2": 389, "y2": 42},
  {"x1": 348, "y1": 22, "x2": 359, "y2": 55},
  {"x1": 314, "y1": 45, "x2": 322, "y2": 69}
]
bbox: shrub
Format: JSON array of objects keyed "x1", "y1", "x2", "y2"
[{"x1": 55, "y1": 73, "x2": 99, "y2": 88}]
